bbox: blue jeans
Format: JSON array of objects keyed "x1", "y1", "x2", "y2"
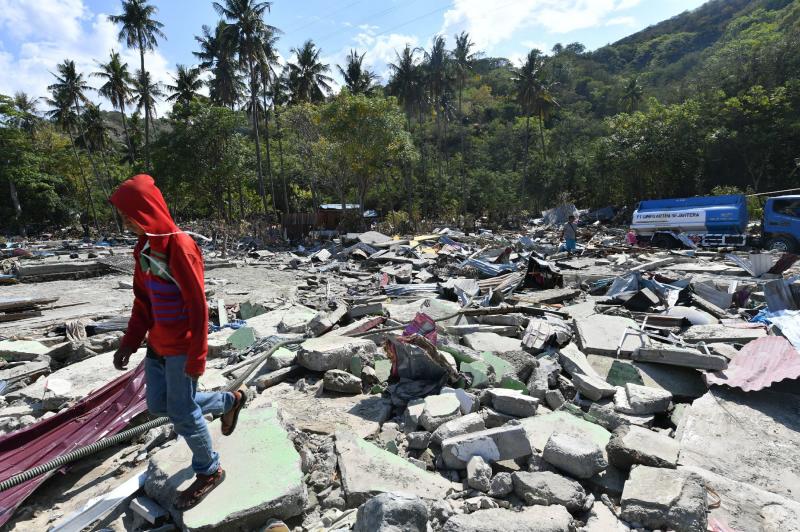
[
  {"x1": 145, "y1": 353, "x2": 235, "y2": 475},
  {"x1": 560, "y1": 238, "x2": 577, "y2": 252}
]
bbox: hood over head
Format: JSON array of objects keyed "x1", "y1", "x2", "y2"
[{"x1": 110, "y1": 174, "x2": 177, "y2": 236}]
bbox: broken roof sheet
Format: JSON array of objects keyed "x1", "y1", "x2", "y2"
[
  {"x1": 0, "y1": 363, "x2": 147, "y2": 527},
  {"x1": 705, "y1": 336, "x2": 800, "y2": 392}
]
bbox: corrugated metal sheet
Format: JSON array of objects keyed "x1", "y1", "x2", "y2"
[
  {"x1": 0, "y1": 363, "x2": 147, "y2": 527},
  {"x1": 705, "y1": 336, "x2": 800, "y2": 392}
]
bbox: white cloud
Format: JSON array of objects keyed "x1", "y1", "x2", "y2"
[
  {"x1": 521, "y1": 40, "x2": 549, "y2": 52},
  {"x1": 0, "y1": 0, "x2": 174, "y2": 115},
  {"x1": 440, "y1": 0, "x2": 638, "y2": 51},
  {"x1": 351, "y1": 31, "x2": 421, "y2": 82},
  {"x1": 606, "y1": 16, "x2": 637, "y2": 27}
]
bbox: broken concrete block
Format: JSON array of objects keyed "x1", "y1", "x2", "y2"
[
  {"x1": 512, "y1": 471, "x2": 587, "y2": 512},
  {"x1": 226, "y1": 326, "x2": 256, "y2": 350},
  {"x1": 129, "y1": 496, "x2": 168, "y2": 525},
  {"x1": 277, "y1": 305, "x2": 319, "y2": 333},
  {"x1": 419, "y1": 394, "x2": 461, "y2": 432},
  {"x1": 488, "y1": 472, "x2": 513, "y2": 497},
  {"x1": 526, "y1": 356, "x2": 560, "y2": 400},
  {"x1": 583, "y1": 502, "x2": 630, "y2": 532},
  {"x1": 620, "y1": 466, "x2": 707, "y2": 532},
  {"x1": 431, "y1": 412, "x2": 486, "y2": 445},
  {"x1": 403, "y1": 399, "x2": 426, "y2": 432},
  {"x1": 622, "y1": 383, "x2": 672, "y2": 415},
  {"x1": 353, "y1": 492, "x2": 428, "y2": 532},
  {"x1": 489, "y1": 388, "x2": 539, "y2": 418},
  {"x1": 482, "y1": 407, "x2": 515, "y2": 428},
  {"x1": 462, "y1": 332, "x2": 522, "y2": 353},
  {"x1": 407, "y1": 431, "x2": 432, "y2": 450},
  {"x1": 588, "y1": 402, "x2": 653, "y2": 432},
  {"x1": 144, "y1": 408, "x2": 306, "y2": 530},
  {"x1": 442, "y1": 505, "x2": 574, "y2": 532},
  {"x1": 441, "y1": 424, "x2": 532, "y2": 469},
  {"x1": 440, "y1": 386, "x2": 479, "y2": 414},
  {"x1": 682, "y1": 324, "x2": 767, "y2": 344},
  {"x1": 297, "y1": 336, "x2": 376, "y2": 372},
  {"x1": 571, "y1": 372, "x2": 616, "y2": 401},
  {"x1": 607, "y1": 425, "x2": 679, "y2": 469},
  {"x1": 348, "y1": 302, "x2": 384, "y2": 320},
  {"x1": 323, "y1": 369, "x2": 363, "y2": 394},
  {"x1": 545, "y1": 390, "x2": 565, "y2": 410},
  {"x1": 542, "y1": 432, "x2": 607, "y2": 479},
  {"x1": 521, "y1": 411, "x2": 612, "y2": 455},
  {"x1": 335, "y1": 430, "x2": 458, "y2": 506},
  {"x1": 632, "y1": 345, "x2": 727, "y2": 371},
  {"x1": 266, "y1": 347, "x2": 297, "y2": 371},
  {"x1": 467, "y1": 455, "x2": 493, "y2": 492}
]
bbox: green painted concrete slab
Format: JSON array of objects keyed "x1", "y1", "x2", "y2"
[
  {"x1": 0, "y1": 339, "x2": 50, "y2": 360},
  {"x1": 335, "y1": 429, "x2": 459, "y2": 507},
  {"x1": 226, "y1": 326, "x2": 256, "y2": 350},
  {"x1": 145, "y1": 407, "x2": 306, "y2": 531}
]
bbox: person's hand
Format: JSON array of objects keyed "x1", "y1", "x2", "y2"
[{"x1": 113, "y1": 345, "x2": 135, "y2": 370}]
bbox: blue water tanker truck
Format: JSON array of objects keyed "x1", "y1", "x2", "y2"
[{"x1": 631, "y1": 193, "x2": 800, "y2": 252}]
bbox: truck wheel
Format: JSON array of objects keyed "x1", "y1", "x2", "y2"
[{"x1": 766, "y1": 236, "x2": 797, "y2": 253}]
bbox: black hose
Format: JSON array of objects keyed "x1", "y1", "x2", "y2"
[{"x1": 0, "y1": 338, "x2": 303, "y2": 492}]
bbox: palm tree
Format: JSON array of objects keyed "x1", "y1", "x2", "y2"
[
  {"x1": 93, "y1": 51, "x2": 135, "y2": 162},
  {"x1": 47, "y1": 87, "x2": 99, "y2": 229},
  {"x1": 11, "y1": 92, "x2": 40, "y2": 136},
  {"x1": 48, "y1": 60, "x2": 106, "y2": 223},
  {"x1": 269, "y1": 69, "x2": 291, "y2": 214},
  {"x1": 108, "y1": 0, "x2": 166, "y2": 170},
  {"x1": 213, "y1": 0, "x2": 278, "y2": 214},
  {"x1": 621, "y1": 77, "x2": 644, "y2": 113},
  {"x1": 452, "y1": 32, "x2": 476, "y2": 116},
  {"x1": 195, "y1": 21, "x2": 243, "y2": 109},
  {"x1": 337, "y1": 50, "x2": 376, "y2": 95},
  {"x1": 166, "y1": 65, "x2": 204, "y2": 107},
  {"x1": 423, "y1": 35, "x2": 451, "y2": 185},
  {"x1": 132, "y1": 69, "x2": 164, "y2": 128},
  {"x1": 287, "y1": 40, "x2": 332, "y2": 103},
  {"x1": 258, "y1": 27, "x2": 281, "y2": 213},
  {"x1": 388, "y1": 44, "x2": 423, "y2": 124},
  {"x1": 513, "y1": 49, "x2": 557, "y2": 186}
]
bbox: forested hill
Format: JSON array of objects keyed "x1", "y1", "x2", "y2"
[
  {"x1": 595, "y1": 0, "x2": 800, "y2": 99},
  {"x1": 2, "y1": 0, "x2": 799, "y2": 233}
]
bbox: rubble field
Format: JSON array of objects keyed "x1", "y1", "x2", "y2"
[{"x1": 1, "y1": 223, "x2": 799, "y2": 532}]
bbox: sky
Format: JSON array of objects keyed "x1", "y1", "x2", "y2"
[{"x1": 0, "y1": 0, "x2": 708, "y2": 114}]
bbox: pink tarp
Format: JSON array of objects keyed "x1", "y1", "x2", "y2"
[
  {"x1": 705, "y1": 336, "x2": 800, "y2": 392},
  {"x1": 0, "y1": 363, "x2": 147, "y2": 527}
]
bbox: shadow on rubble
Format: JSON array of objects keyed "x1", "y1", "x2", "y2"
[{"x1": 709, "y1": 385, "x2": 800, "y2": 433}]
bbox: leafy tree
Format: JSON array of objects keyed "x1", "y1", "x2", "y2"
[
  {"x1": 195, "y1": 21, "x2": 244, "y2": 108},
  {"x1": 132, "y1": 69, "x2": 164, "y2": 128},
  {"x1": 388, "y1": 44, "x2": 424, "y2": 124},
  {"x1": 620, "y1": 77, "x2": 644, "y2": 112},
  {"x1": 109, "y1": 0, "x2": 166, "y2": 170}
]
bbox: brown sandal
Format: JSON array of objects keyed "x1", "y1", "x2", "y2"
[
  {"x1": 221, "y1": 387, "x2": 247, "y2": 436},
  {"x1": 175, "y1": 467, "x2": 226, "y2": 510}
]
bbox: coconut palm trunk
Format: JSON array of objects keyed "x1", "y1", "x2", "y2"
[{"x1": 137, "y1": 33, "x2": 151, "y2": 170}]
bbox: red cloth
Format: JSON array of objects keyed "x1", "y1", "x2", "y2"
[{"x1": 110, "y1": 174, "x2": 209, "y2": 375}]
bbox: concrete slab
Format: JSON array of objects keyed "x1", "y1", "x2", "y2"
[
  {"x1": 587, "y1": 355, "x2": 706, "y2": 399},
  {"x1": 335, "y1": 430, "x2": 458, "y2": 507},
  {"x1": 575, "y1": 315, "x2": 650, "y2": 356},
  {"x1": 0, "y1": 339, "x2": 52, "y2": 361},
  {"x1": 442, "y1": 505, "x2": 574, "y2": 532},
  {"x1": 252, "y1": 383, "x2": 387, "y2": 439},
  {"x1": 441, "y1": 424, "x2": 533, "y2": 469},
  {"x1": 144, "y1": 408, "x2": 306, "y2": 531},
  {"x1": 297, "y1": 335, "x2": 376, "y2": 372},
  {"x1": 521, "y1": 411, "x2": 611, "y2": 455},
  {"x1": 462, "y1": 332, "x2": 522, "y2": 353},
  {"x1": 607, "y1": 425, "x2": 680, "y2": 469},
  {"x1": 679, "y1": 465, "x2": 800, "y2": 532},
  {"x1": 9, "y1": 348, "x2": 146, "y2": 410},
  {"x1": 383, "y1": 299, "x2": 461, "y2": 325},
  {"x1": 620, "y1": 383, "x2": 672, "y2": 415},
  {"x1": 571, "y1": 372, "x2": 616, "y2": 401},
  {"x1": 682, "y1": 324, "x2": 767, "y2": 344},
  {"x1": 631, "y1": 345, "x2": 727, "y2": 371},
  {"x1": 676, "y1": 388, "x2": 800, "y2": 502},
  {"x1": 557, "y1": 343, "x2": 599, "y2": 378}
]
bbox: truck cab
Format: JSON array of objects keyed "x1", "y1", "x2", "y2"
[{"x1": 763, "y1": 195, "x2": 800, "y2": 252}]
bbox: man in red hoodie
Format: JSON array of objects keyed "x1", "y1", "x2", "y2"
[{"x1": 110, "y1": 175, "x2": 246, "y2": 510}]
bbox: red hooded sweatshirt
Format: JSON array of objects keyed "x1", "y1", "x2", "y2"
[{"x1": 110, "y1": 174, "x2": 208, "y2": 375}]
